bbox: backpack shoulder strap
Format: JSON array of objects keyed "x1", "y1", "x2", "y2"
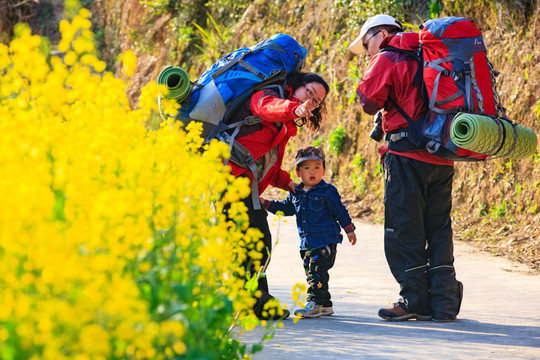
[
  {"x1": 210, "y1": 50, "x2": 251, "y2": 80},
  {"x1": 380, "y1": 45, "x2": 426, "y2": 97},
  {"x1": 210, "y1": 49, "x2": 268, "y2": 81},
  {"x1": 236, "y1": 84, "x2": 285, "y2": 133},
  {"x1": 384, "y1": 97, "x2": 425, "y2": 152},
  {"x1": 380, "y1": 46, "x2": 419, "y2": 60},
  {"x1": 386, "y1": 97, "x2": 413, "y2": 142},
  {"x1": 220, "y1": 84, "x2": 287, "y2": 210}
]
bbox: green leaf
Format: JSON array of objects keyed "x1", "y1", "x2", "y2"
[{"x1": 244, "y1": 276, "x2": 258, "y2": 293}]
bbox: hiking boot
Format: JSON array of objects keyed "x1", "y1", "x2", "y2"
[
  {"x1": 294, "y1": 301, "x2": 327, "y2": 318},
  {"x1": 433, "y1": 313, "x2": 457, "y2": 322},
  {"x1": 253, "y1": 293, "x2": 290, "y2": 320},
  {"x1": 432, "y1": 281, "x2": 462, "y2": 322},
  {"x1": 378, "y1": 303, "x2": 433, "y2": 322}
]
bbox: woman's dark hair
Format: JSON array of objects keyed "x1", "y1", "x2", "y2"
[{"x1": 285, "y1": 71, "x2": 329, "y2": 131}]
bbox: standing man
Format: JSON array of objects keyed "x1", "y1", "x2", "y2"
[{"x1": 349, "y1": 15, "x2": 463, "y2": 322}]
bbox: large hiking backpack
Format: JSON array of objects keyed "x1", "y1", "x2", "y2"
[
  {"x1": 175, "y1": 33, "x2": 306, "y2": 141},
  {"x1": 421, "y1": 17, "x2": 498, "y2": 116},
  {"x1": 160, "y1": 33, "x2": 307, "y2": 208},
  {"x1": 384, "y1": 17, "x2": 527, "y2": 161}
]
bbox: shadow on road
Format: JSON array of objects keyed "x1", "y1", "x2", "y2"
[
  {"x1": 254, "y1": 315, "x2": 540, "y2": 359},
  {"x1": 277, "y1": 315, "x2": 540, "y2": 347}
]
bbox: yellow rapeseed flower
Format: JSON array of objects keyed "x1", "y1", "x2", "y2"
[
  {"x1": 0, "y1": 11, "x2": 273, "y2": 359},
  {"x1": 121, "y1": 49, "x2": 137, "y2": 76}
]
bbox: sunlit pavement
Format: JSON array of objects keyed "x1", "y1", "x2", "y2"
[{"x1": 241, "y1": 216, "x2": 540, "y2": 360}]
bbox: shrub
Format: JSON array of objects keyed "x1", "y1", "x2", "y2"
[
  {"x1": 328, "y1": 125, "x2": 346, "y2": 154},
  {"x1": 0, "y1": 10, "x2": 269, "y2": 359},
  {"x1": 350, "y1": 153, "x2": 368, "y2": 194}
]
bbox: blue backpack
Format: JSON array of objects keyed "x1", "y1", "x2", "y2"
[
  {"x1": 176, "y1": 33, "x2": 306, "y2": 141},
  {"x1": 171, "y1": 34, "x2": 307, "y2": 208}
]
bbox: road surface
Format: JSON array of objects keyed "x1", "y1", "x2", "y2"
[{"x1": 240, "y1": 216, "x2": 540, "y2": 360}]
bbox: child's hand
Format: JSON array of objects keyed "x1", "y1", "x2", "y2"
[{"x1": 347, "y1": 232, "x2": 357, "y2": 246}]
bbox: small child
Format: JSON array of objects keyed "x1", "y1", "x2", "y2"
[{"x1": 260, "y1": 146, "x2": 357, "y2": 318}]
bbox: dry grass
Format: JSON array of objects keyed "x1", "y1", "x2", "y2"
[
  {"x1": 0, "y1": 0, "x2": 37, "y2": 42},
  {"x1": 236, "y1": 0, "x2": 540, "y2": 272}
]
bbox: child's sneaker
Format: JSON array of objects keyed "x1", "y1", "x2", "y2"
[
  {"x1": 294, "y1": 301, "x2": 332, "y2": 318},
  {"x1": 320, "y1": 306, "x2": 334, "y2": 316},
  {"x1": 294, "y1": 301, "x2": 322, "y2": 318}
]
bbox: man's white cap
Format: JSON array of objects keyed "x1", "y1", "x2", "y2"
[{"x1": 348, "y1": 14, "x2": 402, "y2": 54}]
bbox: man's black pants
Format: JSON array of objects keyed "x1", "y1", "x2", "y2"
[{"x1": 383, "y1": 153, "x2": 463, "y2": 318}]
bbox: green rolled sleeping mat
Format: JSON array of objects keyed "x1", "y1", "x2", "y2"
[
  {"x1": 157, "y1": 65, "x2": 191, "y2": 104},
  {"x1": 450, "y1": 112, "x2": 538, "y2": 159}
]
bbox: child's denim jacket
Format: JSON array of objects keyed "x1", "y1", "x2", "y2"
[{"x1": 267, "y1": 180, "x2": 354, "y2": 250}]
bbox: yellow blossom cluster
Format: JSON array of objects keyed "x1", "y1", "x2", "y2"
[
  {"x1": 57, "y1": 9, "x2": 105, "y2": 71},
  {"x1": 0, "y1": 10, "x2": 261, "y2": 360}
]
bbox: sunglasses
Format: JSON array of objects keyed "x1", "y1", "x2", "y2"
[{"x1": 363, "y1": 30, "x2": 382, "y2": 51}]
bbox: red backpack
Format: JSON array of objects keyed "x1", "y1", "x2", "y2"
[
  {"x1": 384, "y1": 17, "x2": 513, "y2": 161},
  {"x1": 420, "y1": 17, "x2": 499, "y2": 116}
]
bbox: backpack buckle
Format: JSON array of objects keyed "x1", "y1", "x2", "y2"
[
  {"x1": 388, "y1": 131, "x2": 408, "y2": 142},
  {"x1": 242, "y1": 116, "x2": 263, "y2": 126}
]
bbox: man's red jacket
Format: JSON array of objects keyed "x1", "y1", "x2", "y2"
[{"x1": 356, "y1": 32, "x2": 453, "y2": 166}]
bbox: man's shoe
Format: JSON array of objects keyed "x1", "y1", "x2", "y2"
[
  {"x1": 378, "y1": 303, "x2": 433, "y2": 321},
  {"x1": 294, "y1": 301, "x2": 325, "y2": 318},
  {"x1": 433, "y1": 313, "x2": 457, "y2": 322},
  {"x1": 254, "y1": 293, "x2": 290, "y2": 320}
]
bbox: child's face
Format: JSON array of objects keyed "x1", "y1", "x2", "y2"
[{"x1": 296, "y1": 160, "x2": 324, "y2": 188}]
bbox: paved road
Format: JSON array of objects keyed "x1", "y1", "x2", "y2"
[{"x1": 240, "y1": 216, "x2": 540, "y2": 360}]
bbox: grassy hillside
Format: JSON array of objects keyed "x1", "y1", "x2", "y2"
[{"x1": 2, "y1": 0, "x2": 538, "y2": 270}]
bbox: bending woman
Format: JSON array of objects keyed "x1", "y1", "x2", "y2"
[{"x1": 227, "y1": 71, "x2": 329, "y2": 320}]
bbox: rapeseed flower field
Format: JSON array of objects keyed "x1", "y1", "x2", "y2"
[{"x1": 0, "y1": 9, "x2": 268, "y2": 359}]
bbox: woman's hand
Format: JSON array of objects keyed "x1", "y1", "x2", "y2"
[
  {"x1": 259, "y1": 196, "x2": 270, "y2": 210},
  {"x1": 294, "y1": 98, "x2": 318, "y2": 118},
  {"x1": 288, "y1": 181, "x2": 298, "y2": 193}
]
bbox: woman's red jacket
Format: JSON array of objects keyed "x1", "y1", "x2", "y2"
[{"x1": 228, "y1": 86, "x2": 301, "y2": 195}]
